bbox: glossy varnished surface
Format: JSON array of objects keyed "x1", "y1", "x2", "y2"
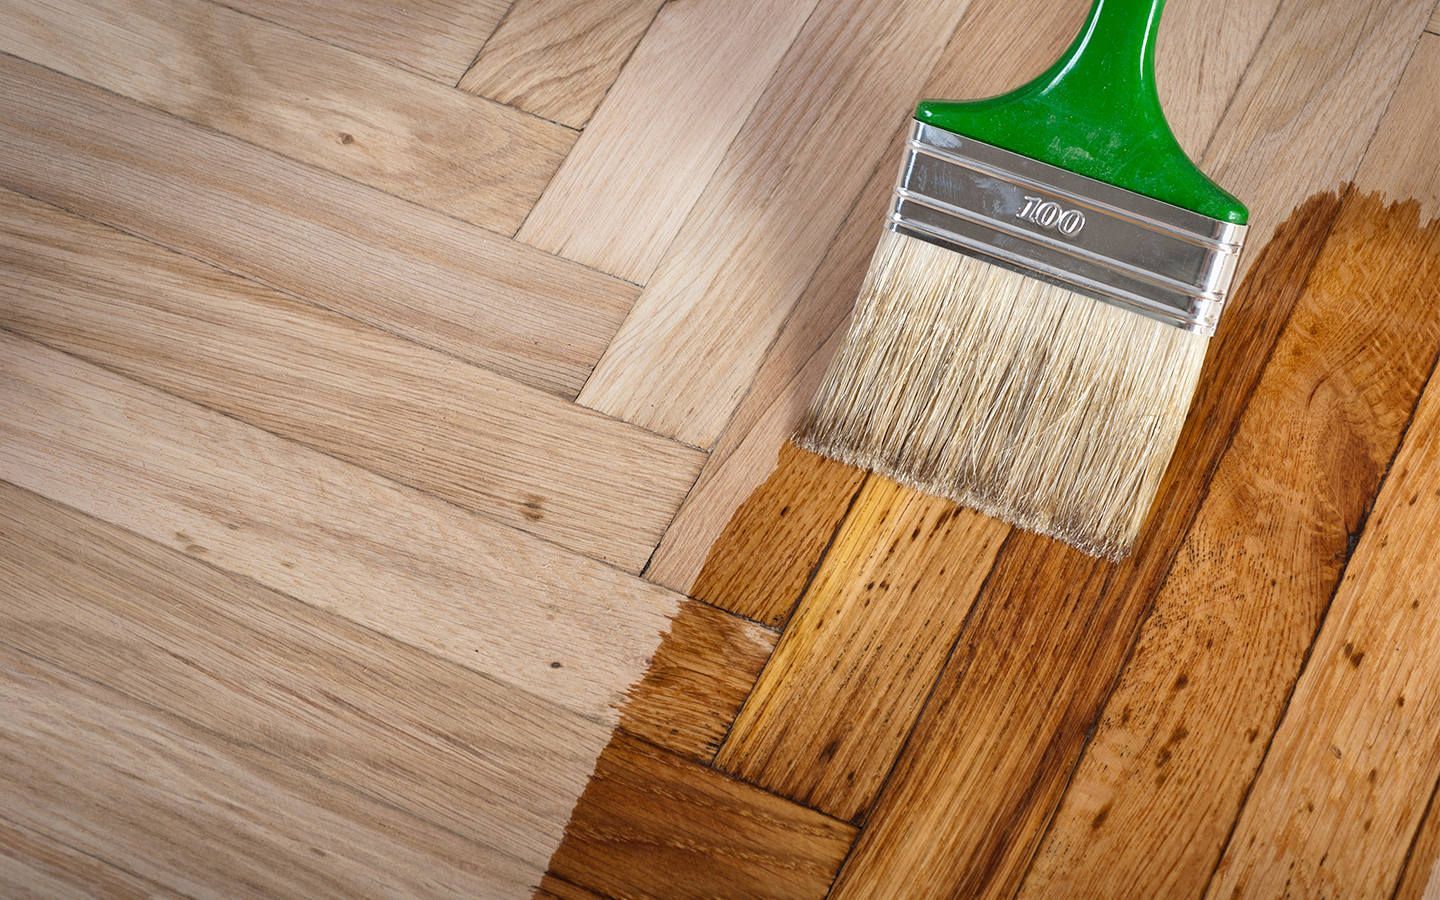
[{"x1": 2, "y1": 0, "x2": 1440, "y2": 896}]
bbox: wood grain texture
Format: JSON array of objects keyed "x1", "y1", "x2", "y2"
[
  {"x1": 618, "y1": 600, "x2": 777, "y2": 761},
  {"x1": 534, "y1": 873, "x2": 606, "y2": 900},
  {"x1": 517, "y1": 0, "x2": 817, "y2": 282},
  {"x1": 1395, "y1": 783, "x2": 1440, "y2": 900},
  {"x1": 0, "y1": 55, "x2": 631, "y2": 398},
  {"x1": 0, "y1": 819, "x2": 174, "y2": 900},
  {"x1": 0, "y1": 188, "x2": 701, "y2": 572},
  {"x1": 1024, "y1": 39, "x2": 1440, "y2": 898},
  {"x1": 547, "y1": 732, "x2": 855, "y2": 899},
  {"x1": 0, "y1": 332, "x2": 680, "y2": 736},
  {"x1": 1208, "y1": 295, "x2": 1440, "y2": 899},
  {"x1": 832, "y1": 0, "x2": 1432, "y2": 892},
  {"x1": 0, "y1": 647, "x2": 536, "y2": 897},
  {"x1": 684, "y1": 444, "x2": 867, "y2": 626},
  {"x1": 1430, "y1": 0, "x2": 1440, "y2": 34},
  {"x1": 0, "y1": 0, "x2": 573, "y2": 234},
  {"x1": 221, "y1": 0, "x2": 507, "y2": 81},
  {"x1": 0, "y1": 482, "x2": 604, "y2": 891},
  {"x1": 457, "y1": 0, "x2": 664, "y2": 129},
  {"x1": 717, "y1": 479, "x2": 1008, "y2": 820},
  {"x1": 576, "y1": 0, "x2": 974, "y2": 445}
]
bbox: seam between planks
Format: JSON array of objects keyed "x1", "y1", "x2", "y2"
[{"x1": 1393, "y1": 775, "x2": 1440, "y2": 899}]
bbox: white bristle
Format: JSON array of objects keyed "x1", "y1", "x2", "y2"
[{"x1": 799, "y1": 230, "x2": 1210, "y2": 560}]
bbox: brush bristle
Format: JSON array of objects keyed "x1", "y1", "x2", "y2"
[{"x1": 799, "y1": 230, "x2": 1209, "y2": 560}]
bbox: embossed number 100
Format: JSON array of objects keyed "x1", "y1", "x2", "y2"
[{"x1": 1017, "y1": 195, "x2": 1086, "y2": 237}]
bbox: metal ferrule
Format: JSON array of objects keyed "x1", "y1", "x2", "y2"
[{"x1": 888, "y1": 120, "x2": 1247, "y2": 335}]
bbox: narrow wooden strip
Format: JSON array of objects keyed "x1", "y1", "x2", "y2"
[
  {"x1": 0, "y1": 332, "x2": 678, "y2": 736},
  {"x1": 681, "y1": 444, "x2": 867, "y2": 626},
  {"x1": 0, "y1": 55, "x2": 632, "y2": 398},
  {"x1": 0, "y1": 0, "x2": 573, "y2": 234},
  {"x1": 457, "y1": 0, "x2": 665, "y2": 129},
  {"x1": 1208, "y1": 268, "x2": 1440, "y2": 898},
  {"x1": 1430, "y1": 1, "x2": 1440, "y2": 34},
  {"x1": 516, "y1": 0, "x2": 816, "y2": 281},
  {"x1": 0, "y1": 817, "x2": 174, "y2": 900},
  {"x1": 642, "y1": 0, "x2": 1258, "y2": 594},
  {"x1": 0, "y1": 482, "x2": 605, "y2": 884},
  {"x1": 1024, "y1": 38, "x2": 1440, "y2": 898},
  {"x1": 220, "y1": 0, "x2": 507, "y2": 81},
  {"x1": 547, "y1": 732, "x2": 855, "y2": 899},
  {"x1": 575, "y1": 0, "x2": 975, "y2": 445},
  {"x1": 834, "y1": 0, "x2": 1432, "y2": 892},
  {"x1": 1395, "y1": 780, "x2": 1440, "y2": 900},
  {"x1": 717, "y1": 478, "x2": 1008, "y2": 820},
  {"x1": 0, "y1": 647, "x2": 536, "y2": 896},
  {"x1": 618, "y1": 600, "x2": 777, "y2": 761},
  {"x1": 0, "y1": 188, "x2": 701, "y2": 573}
]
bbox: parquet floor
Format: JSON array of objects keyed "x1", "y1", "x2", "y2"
[{"x1": 3, "y1": 0, "x2": 1440, "y2": 896}]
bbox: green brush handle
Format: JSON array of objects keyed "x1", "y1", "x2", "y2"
[{"x1": 916, "y1": 0, "x2": 1247, "y2": 223}]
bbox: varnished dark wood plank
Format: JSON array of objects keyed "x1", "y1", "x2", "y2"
[{"x1": 547, "y1": 733, "x2": 854, "y2": 899}]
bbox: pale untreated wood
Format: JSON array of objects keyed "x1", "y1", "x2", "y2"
[
  {"x1": 576, "y1": 0, "x2": 974, "y2": 445},
  {"x1": 0, "y1": 189, "x2": 701, "y2": 572},
  {"x1": 517, "y1": 0, "x2": 817, "y2": 282},
  {"x1": 1208, "y1": 291, "x2": 1440, "y2": 898},
  {"x1": 0, "y1": 0, "x2": 573, "y2": 234},
  {"x1": 644, "y1": 0, "x2": 1263, "y2": 592},
  {"x1": 717, "y1": 478, "x2": 1007, "y2": 820},
  {"x1": 222, "y1": 0, "x2": 507, "y2": 81},
  {"x1": 0, "y1": 647, "x2": 537, "y2": 896},
  {"x1": 458, "y1": 0, "x2": 664, "y2": 129},
  {"x1": 1024, "y1": 38, "x2": 1440, "y2": 898},
  {"x1": 0, "y1": 332, "x2": 679, "y2": 734},
  {"x1": 0, "y1": 55, "x2": 632, "y2": 398},
  {"x1": 1395, "y1": 783, "x2": 1440, "y2": 900},
  {"x1": 0, "y1": 482, "x2": 604, "y2": 889},
  {"x1": 0, "y1": 818, "x2": 174, "y2": 900},
  {"x1": 548, "y1": 732, "x2": 855, "y2": 899},
  {"x1": 834, "y1": 0, "x2": 1433, "y2": 892},
  {"x1": 1430, "y1": 1, "x2": 1440, "y2": 34}
]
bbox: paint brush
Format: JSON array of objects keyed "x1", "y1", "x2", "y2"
[{"x1": 799, "y1": 0, "x2": 1249, "y2": 560}]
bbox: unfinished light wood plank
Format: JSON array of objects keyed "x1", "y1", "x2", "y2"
[
  {"x1": 1207, "y1": 307, "x2": 1440, "y2": 898},
  {"x1": 0, "y1": 55, "x2": 631, "y2": 398},
  {"x1": 0, "y1": 332, "x2": 681, "y2": 737},
  {"x1": 548, "y1": 732, "x2": 855, "y2": 899},
  {"x1": 576, "y1": 0, "x2": 974, "y2": 446},
  {"x1": 1395, "y1": 782, "x2": 1440, "y2": 900},
  {"x1": 0, "y1": 189, "x2": 701, "y2": 572},
  {"x1": 1430, "y1": 1, "x2": 1440, "y2": 34},
  {"x1": 1024, "y1": 37, "x2": 1440, "y2": 898},
  {"x1": 222, "y1": 0, "x2": 507, "y2": 81},
  {"x1": 835, "y1": 2, "x2": 1433, "y2": 894},
  {"x1": 516, "y1": 0, "x2": 817, "y2": 281},
  {"x1": 0, "y1": 647, "x2": 539, "y2": 897},
  {"x1": 0, "y1": 818, "x2": 173, "y2": 900},
  {"x1": 458, "y1": 0, "x2": 665, "y2": 129},
  {"x1": 0, "y1": 0, "x2": 572, "y2": 234},
  {"x1": 717, "y1": 478, "x2": 1007, "y2": 820},
  {"x1": 0, "y1": 482, "x2": 606, "y2": 889},
  {"x1": 644, "y1": 0, "x2": 1266, "y2": 593}
]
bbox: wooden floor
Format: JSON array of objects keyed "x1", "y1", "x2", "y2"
[{"x1": 4, "y1": 0, "x2": 1440, "y2": 896}]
